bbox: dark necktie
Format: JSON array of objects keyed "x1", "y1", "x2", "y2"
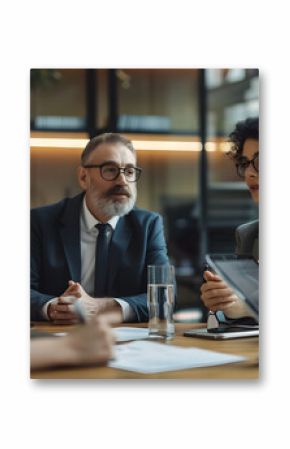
[{"x1": 94, "y1": 223, "x2": 111, "y2": 297}]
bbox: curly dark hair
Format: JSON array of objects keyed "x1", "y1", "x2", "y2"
[{"x1": 227, "y1": 117, "x2": 259, "y2": 162}]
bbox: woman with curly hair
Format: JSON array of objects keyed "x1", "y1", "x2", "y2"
[{"x1": 200, "y1": 117, "x2": 259, "y2": 323}]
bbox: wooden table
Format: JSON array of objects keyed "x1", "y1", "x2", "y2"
[{"x1": 30, "y1": 322, "x2": 259, "y2": 379}]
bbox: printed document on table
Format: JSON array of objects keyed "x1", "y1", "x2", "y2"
[
  {"x1": 113, "y1": 327, "x2": 149, "y2": 342},
  {"x1": 108, "y1": 340, "x2": 246, "y2": 373}
]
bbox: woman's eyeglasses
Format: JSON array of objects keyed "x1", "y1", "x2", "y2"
[{"x1": 235, "y1": 153, "x2": 259, "y2": 178}]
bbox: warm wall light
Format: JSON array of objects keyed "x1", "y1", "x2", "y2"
[
  {"x1": 30, "y1": 137, "x2": 228, "y2": 152},
  {"x1": 30, "y1": 137, "x2": 201, "y2": 151},
  {"x1": 205, "y1": 142, "x2": 216, "y2": 152},
  {"x1": 30, "y1": 138, "x2": 88, "y2": 149},
  {"x1": 132, "y1": 140, "x2": 202, "y2": 152},
  {"x1": 219, "y1": 142, "x2": 232, "y2": 153}
]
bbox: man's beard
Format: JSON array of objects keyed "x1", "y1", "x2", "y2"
[{"x1": 95, "y1": 186, "x2": 137, "y2": 217}]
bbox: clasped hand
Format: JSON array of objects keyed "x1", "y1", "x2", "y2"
[{"x1": 47, "y1": 281, "x2": 122, "y2": 324}]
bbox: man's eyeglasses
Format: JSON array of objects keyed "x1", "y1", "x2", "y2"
[
  {"x1": 83, "y1": 163, "x2": 142, "y2": 182},
  {"x1": 235, "y1": 153, "x2": 259, "y2": 178}
]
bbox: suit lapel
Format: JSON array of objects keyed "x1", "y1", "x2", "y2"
[
  {"x1": 107, "y1": 216, "x2": 131, "y2": 291},
  {"x1": 59, "y1": 194, "x2": 83, "y2": 282}
]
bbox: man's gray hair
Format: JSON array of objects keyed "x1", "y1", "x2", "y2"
[{"x1": 81, "y1": 133, "x2": 136, "y2": 165}]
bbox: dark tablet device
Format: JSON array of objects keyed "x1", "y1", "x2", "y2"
[
  {"x1": 205, "y1": 254, "x2": 259, "y2": 321},
  {"x1": 184, "y1": 327, "x2": 259, "y2": 340}
]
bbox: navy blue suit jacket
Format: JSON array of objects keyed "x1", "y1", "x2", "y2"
[{"x1": 31, "y1": 193, "x2": 169, "y2": 322}]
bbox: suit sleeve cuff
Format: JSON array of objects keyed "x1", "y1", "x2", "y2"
[
  {"x1": 41, "y1": 298, "x2": 57, "y2": 321},
  {"x1": 114, "y1": 298, "x2": 137, "y2": 322}
]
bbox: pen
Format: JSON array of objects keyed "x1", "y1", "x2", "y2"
[
  {"x1": 207, "y1": 310, "x2": 219, "y2": 330},
  {"x1": 203, "y1": 263, "x2": 220, "y2": 330}
]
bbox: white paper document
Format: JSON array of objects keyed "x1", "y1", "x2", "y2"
[
  {"x1": 113, "y1": 327, "x2": 149, "y2": 342},
  {"x1": 109, "y1": 340, "x2": 246, "y2": 373}
]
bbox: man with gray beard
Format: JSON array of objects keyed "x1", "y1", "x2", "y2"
[{"x1": 31, "y1": 133, "x2": 169, "y2": 323}]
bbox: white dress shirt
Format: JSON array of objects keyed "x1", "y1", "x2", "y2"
[{"x1": 42, "y1": 197, "x2": 136, "y2": 321}]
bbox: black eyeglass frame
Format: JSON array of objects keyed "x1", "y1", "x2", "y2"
[
  {"x1": 82, "y1": 162, "x2": 142, "y2": 182},
  {"x1": 235, "y1": 152, "x2": 259, "y2": 178}
]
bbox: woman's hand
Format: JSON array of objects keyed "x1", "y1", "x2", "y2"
[{"x1": 200, "y1": 270, "x2": 247, "y2": 318}]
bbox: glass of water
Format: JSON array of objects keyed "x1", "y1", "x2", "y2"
[{"x1": 147, "y1": 264, "x2": 175, "y2": 339}]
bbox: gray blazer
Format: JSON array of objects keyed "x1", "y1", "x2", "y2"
[{"x1": 235, "y1": 219, "x2": 259, "y2": 261}]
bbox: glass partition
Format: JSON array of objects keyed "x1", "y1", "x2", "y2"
[
  {"x1": 116, "y1": 69, "x2": 199, "y2": 134},
  {"x1": 31, "y1": 69, "x2": 86, "y2": 130}
]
